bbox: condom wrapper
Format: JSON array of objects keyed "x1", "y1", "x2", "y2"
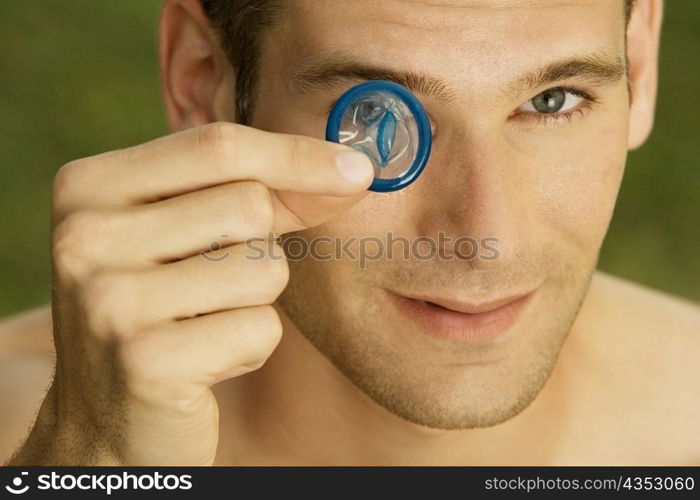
[{"x1": 326, "y1": 80, "x2": 432, "y2": 192}]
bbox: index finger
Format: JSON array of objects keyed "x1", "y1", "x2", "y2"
[{"x1": 53, "y1": 122, "x2": 374, "y2": 214}]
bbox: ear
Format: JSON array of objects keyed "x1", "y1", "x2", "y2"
[
  {"x1": 626, "y1": 0, "x2": 664, "y2": 150},
  {"x1": 158, "y1": 0, "x2": 236, "y2": 131}
]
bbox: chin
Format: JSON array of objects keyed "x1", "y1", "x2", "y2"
[
  {"x1": 279, "y1": 252, "x2": 594, "y2": 430},
  {"x1": 334, "y1": 342, "x2": 559, "y2": 430}
]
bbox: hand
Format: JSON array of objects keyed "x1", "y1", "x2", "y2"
[{"x1": 9, "y1": 122, "x2": 373, "y2": 465}]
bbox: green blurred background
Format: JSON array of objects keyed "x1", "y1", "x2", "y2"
[{"x1": 0, "y1": 1, "x2": 698, "y2": 318}]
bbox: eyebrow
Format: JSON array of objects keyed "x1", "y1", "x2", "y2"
[
  {"x1": 504, "y1": 51, "x2": 626, "y2": 98},
  {"x1": 289, "y1": 51, "x2": 626, "y2": 103},
  {"x1": 290, "y1": 54, "x2": 458, "y2": 104}
]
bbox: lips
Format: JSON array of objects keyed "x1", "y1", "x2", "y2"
[{"x1": 385, "y1": 288, "x2": 535, "y2": 343}]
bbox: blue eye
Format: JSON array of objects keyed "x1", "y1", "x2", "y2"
[
  {"x1": 519, "y1": 87, "x2": 586, "y2": 115},
  {"x1": 532, "y1": 89, "x2": 567, "y2": 113},
  {"x1": 357, "y1": 100, "x2": 385, "y2": 126},
  {"x1": 326, "y1": 80, "x2": 432, "y2": 192}
]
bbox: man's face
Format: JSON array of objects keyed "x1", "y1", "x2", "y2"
[{"x1": 250, "y1": 0, "x2": 630, "y2": 428}]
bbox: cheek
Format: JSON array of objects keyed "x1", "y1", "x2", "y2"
[{"x1": 525, "y1": 108, "x2": 629, "y2": 253}]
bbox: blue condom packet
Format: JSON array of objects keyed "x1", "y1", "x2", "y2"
[{"x1": 326, "y1": 80, "x2": 432, "y2": 192}]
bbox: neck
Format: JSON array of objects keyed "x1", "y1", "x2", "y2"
[{"x1": 214, "y1": 298, "x2": 595, "y2": 465}]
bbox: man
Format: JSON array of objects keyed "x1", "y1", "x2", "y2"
[{"x1": 2, "y1": 0, "x2": 698, "y2": 465}]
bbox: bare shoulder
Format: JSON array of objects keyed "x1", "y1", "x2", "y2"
[
  {"x1": 592, "y1": 271, "x2": 700, "y2": 388},
  {"x1": 590, "y1": 271, "x2": 700, "y2": 353},
  {"x1": 576, "y1": 272, "x2": 700, "y2": 463},
  {"x1": 0, "y1": 304, "x2": 55, "y2": 463}
]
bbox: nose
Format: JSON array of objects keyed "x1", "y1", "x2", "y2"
[{"x1": 411, "y1": 124, "x2": 532, "y2": 271}]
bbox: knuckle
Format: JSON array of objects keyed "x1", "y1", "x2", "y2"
[
  {"x1": 80, "y1": 272, "x2": 139, "y2": 339},
  {"x1": 52, "y1": 210, "x2": 124, "y2": 279},
  {"x1": 239, "y1": 181, "x2": 274, "y2": 233},
  {"x1": 52, "y1": 211, "x2": 101, "y2": 277},
  {"x1": 260, "y1": 247, "x2": 289, "y2": 294},
  {"x1": 53, "y1": 159, "x2": 86, "y2": 192},
  {"x1": 195, "y1": 121, "x2": 239, "y2": 159},
  {"x1": 52, "y1": 159, "x2": 88, "y2": 213},
  {"x1": 249, "y1": 305, "x2": 283, "y2": 358}
]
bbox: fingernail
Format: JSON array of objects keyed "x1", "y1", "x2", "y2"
[{"x1": 335, "y1": 151, "x2": 373, "y2": 184}]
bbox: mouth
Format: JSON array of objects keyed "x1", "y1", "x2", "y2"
[{"x1": 385, "y1": 287, "x2": 536, "y2": 343}]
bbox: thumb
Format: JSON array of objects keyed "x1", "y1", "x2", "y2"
[{"x1": 272, "y1": 153, "x2": 375, "y2": 234}]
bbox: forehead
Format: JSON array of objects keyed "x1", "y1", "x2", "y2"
[
  {"x1": 264, "y1": 0, "x2": 625, "y2": 88},
  {"x1": 279, "y1": 0, "x2": 624, "y2": 31}
]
